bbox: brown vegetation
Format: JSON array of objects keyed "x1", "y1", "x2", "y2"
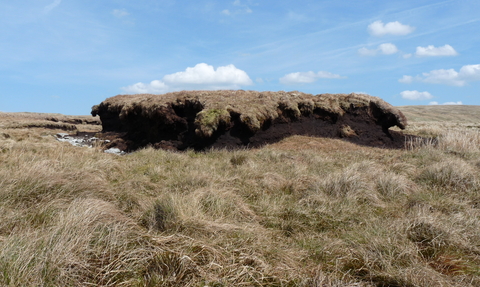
[
  {"x1": 0, "y1": 112, "x2": 101, "y2": 133},
  {"x1": 91, "y1": 90, "x2": 407, "y2": 151},
  {"x1": 1, "y1": 105, "x2": 480, "y2": 286}
]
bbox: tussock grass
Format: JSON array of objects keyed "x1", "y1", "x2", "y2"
[
  {"x1": 1, "y1": 107, "x2": 480, "y2": 286},
  {"x1": 418, "y1": 159, "x2": 477, "y2": 192}
]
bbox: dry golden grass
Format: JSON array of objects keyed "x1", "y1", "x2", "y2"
[
  {"x1": 0, "y1": 105, "x2": 480, "y2": 286},
  {"x1": 0, "y1": 112, "x2": 101, "y2": 133},
  {"x1": 397, "y1": 105, "x2": 480, "y2": 139},
  {"x1": 399, "y1": 105, "x2": 480, "y2": 123}
]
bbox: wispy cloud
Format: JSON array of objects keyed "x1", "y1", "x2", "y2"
[
  {"x1": 112, "y1": 9, "x2": 130, "y2": 18},
  {"x1": 122, "y1": 63, "x2": 253, "y2": 94},
  {"x1": 43, "y1": 0, "x2": 62, "y2": 14},
  {"x1": 399, "y1": 64, "x2": 480, "y2": 86},
  {"x1": 222, "y1": 0, "x2": 252, "y2": 15},
  {"x1": 123, "y1": 80, "x2": 168, "y2": 94},
  {"x1": 358, "y1": 43, "x2": 399, "y2": 56},
  {"x1": 279, "y1": 71, "x2": 345, "y2": 85},
  {"x1": 287, "y1": 11, "x2": 310, "y2": 22},
  {"x1": 429, "y1": 101, "x2": 463, "y2": 105},
  {"x1": 415, "y1": 44, "x2": 458, "y2": 57},
  {"x1": 368, "y1": 20, "x2": 415, "y2": 37}
]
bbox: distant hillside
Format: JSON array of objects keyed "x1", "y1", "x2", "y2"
[
  {"x1": 398, "y1": 105, "x2": 480, "y2": 123},
  {"x1": 0, "y1": 112, "x2": 100, "y2": 132}
]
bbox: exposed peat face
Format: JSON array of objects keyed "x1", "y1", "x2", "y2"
[{"x1": 91, "y1": 90, "x2": 408, "y2": 152}]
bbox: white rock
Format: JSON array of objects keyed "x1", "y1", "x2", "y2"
[{"x1": 104, "y1": 148, "x2": 125, "y2": 155}]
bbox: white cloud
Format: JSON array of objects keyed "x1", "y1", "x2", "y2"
[
  {"x1": 400, "y1": 90, "x2": 433, "y2": 100},
  {"x1": 280, "y1": 71, "x2": 345, "y2": 85},
  {"x1": 122, "y1": 63, "x2": 253, "y2": 94},
  {"x1": 221, "y1": 9, "x2": 231, "y2": 15},
  {"x1": 378, "y1": 43, "x2": 399, "y2": 55},
  {"x1": 422, "y1": 69, "x2": 463, "y2": 86},
  {"x1": 398, "y1": 75, "x2": 414, "y2": 84},
  {"x1": 112, "y1": 9, "x2": 130, "y2": 18},
  {"x1": 358, "y1": 43, "x2": 399, "y2": 56},
  {"x1": 280, "y1": 72, "x2": 317, "y2": 84},
  {"x1": 399, "y1": 64, "x2": 480, "y2": 86},
  {"x1": 416, "y1": 44, "x2": 458, "y2": 57},
  {"x1": 163, "y1": 63, "x2": 252, "y2": 85},
  {"x1": 403, "y1": 53, "x2": 412, "y2": 59},
  {"x1": 459, "y1": 64, "x2": 480, "y2": 81},
  {"x1": 368, "y1": 20, "x2": 415, "y2": 37},
  {"x1": 123, "y1": 80, "x2": 168, "y2": 94},
  {"x1": 43, "y1": 0, "x2": 62, "y2": 13},
  {"x1": 429, "y1": 101, "x2": 463, "y2": 105}
]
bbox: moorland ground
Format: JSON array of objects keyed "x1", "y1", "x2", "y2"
[{"x1": 0, "y1": 105, "x2": 479, "y2": 286}]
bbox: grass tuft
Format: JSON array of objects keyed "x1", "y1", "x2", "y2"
[
  {"x1": 418, "y1": 159, "x2": 477, "y2": 192},
  {"x1": 141, "y1": 198, "x2": 178, "y2": 232}
]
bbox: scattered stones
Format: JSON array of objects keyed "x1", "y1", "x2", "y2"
[
  {"x1": 104, "y1": 147, "x2": 126, "y2": 155},
  {"x1": 55, "y1": 132, "x2": 124, "y2": 154},
  {"x1": 56, "y1": 133, "x2": 98, "y2": 148}
]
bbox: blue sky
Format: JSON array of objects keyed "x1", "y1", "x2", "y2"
[{"x1": 1, "y1": 0, "x2": 479, "y2": 115}]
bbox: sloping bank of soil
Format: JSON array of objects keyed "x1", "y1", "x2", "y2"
[{"x1": 91, "y1": 90, "x2": 408, "y2": 151}]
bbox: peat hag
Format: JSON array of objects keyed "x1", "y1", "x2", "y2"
[{"x1": 91, "y1": 90, "x2": 408, "y2": 151}]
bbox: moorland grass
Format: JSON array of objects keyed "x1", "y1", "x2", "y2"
[{"x1": 0, "y1": 107, "x2": 479, "y2": 286}]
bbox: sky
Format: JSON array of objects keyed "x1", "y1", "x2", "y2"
[{"x1": 1, "y1": 0, "x2": 479, "y2": 115}]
